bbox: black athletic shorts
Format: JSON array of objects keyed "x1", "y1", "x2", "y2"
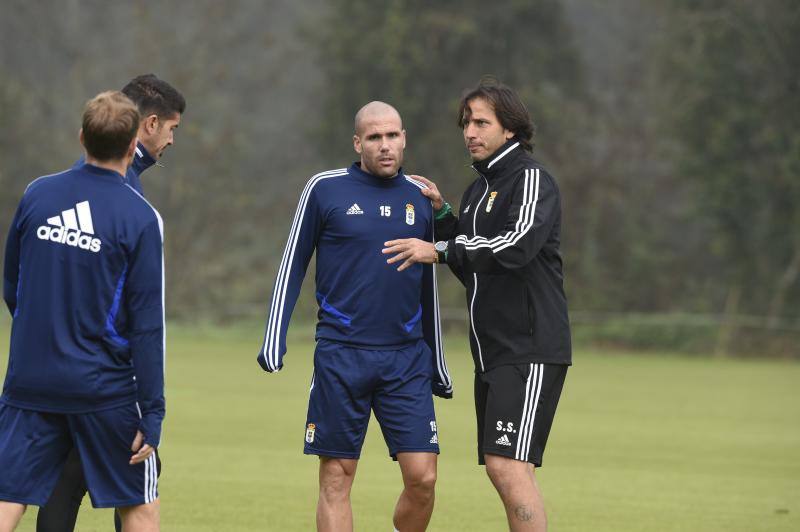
[{"x1": 474, "y1": 363, "x2": 567, "y2": 467}]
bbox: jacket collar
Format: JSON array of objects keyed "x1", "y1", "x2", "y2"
[
  {"x1": 78, "y1": 162, "x2": 126, "y2": 182},
  {"x1": 135, "y1": 141, "x2": 157, "y2": 170},
  {"x1": 349, "y1": 162, "x2": 405, "y2": 187},
  {"x1": 471, "y1": 139, "x2": 522, "y2": 180}
]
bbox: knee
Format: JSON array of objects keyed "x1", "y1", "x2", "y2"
[
  {"x1": 320, "y1": 475, "x2": 351, "y2": 502},
  {"x1": 485, "y1": 458, "x2": 515, "y2": 490},
  {"x1": 405, "y1": 468, "x2": 437, "y2": 500}
]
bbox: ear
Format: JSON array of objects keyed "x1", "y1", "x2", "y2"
[
  {"x1": 353, "y1": 134, "x2": 362, "y2": 155},
  {"x1": 504, "y1": 129, "x2": 514, "y2": 140},
  {"x1": 402, "y1": 129, "x2": 407, "y2": 150},
  {"x1": 79, "y1": 128, "x2": 85, "y2": 149},
  {"x1": 145, "y1": 114, "x2": 160, "y2": 134}
]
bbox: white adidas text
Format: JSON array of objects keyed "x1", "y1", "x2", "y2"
[{"x1": 37, "y1": 201, "x2": 102, "y2": 253}]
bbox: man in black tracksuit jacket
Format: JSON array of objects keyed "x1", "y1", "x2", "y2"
[
  {"x1": 383, "y1": 77, "x2": 570, "y2": 532},
  {"x1": 434, "y1": 138, "x2": 571, "y2": 372}
]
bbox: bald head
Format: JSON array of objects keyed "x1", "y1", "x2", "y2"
[
  {"x1": 354, "y1": 101, "x2": 402, "y2": 136},
  {"x1": 352, "y1": 101, "x2": 406, "y2": 178}
]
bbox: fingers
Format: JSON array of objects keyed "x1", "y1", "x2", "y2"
[
  {"x1": 410, "y1": 174, "x2": 437, "y2": 189},
  {"x1": 130, "y1": 430, "x2": 144, "y2": 452},
  {"x1": 382, "y1": 245, "x2": 415, "y2": 267},
  {"x1": 397, "y1": 259, "x2": 414, "y2": 272},
  {"x1": 385, "y1": 250, "x2": 408, "y2": 264},
  {"x1": 383, "y1": 239, "x2": 409, "y2": 248},
  {"x1": 130, "y1": 443, "x2": 154, "y2": 465}
]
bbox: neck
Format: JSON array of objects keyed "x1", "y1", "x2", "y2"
[
  {"x1": 138, "y1": 128, "x2": 155, "y2": 158},
  {"x1": 84, "y1": 154, "x2": 127, "y2": 176}
]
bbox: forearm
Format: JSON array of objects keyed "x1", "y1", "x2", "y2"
[
  {"x1": 434, "y1": 208, "x2": 459, "y2": 241},
  {"x1": 131, "y1": 327, "x2": 165, "y2": 447}
]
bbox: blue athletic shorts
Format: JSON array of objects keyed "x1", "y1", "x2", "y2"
[
  {"x1": 304, "y1": 338, "x2": 439, "y2": 459},
  {"x1": 0, "y1": 402, "x2": 158, "y2": 508}
]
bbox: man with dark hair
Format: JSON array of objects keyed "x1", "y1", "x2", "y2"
[
  {"x1": 119, "y1": 74, "x2": 185, "y2": 193},
  {"x1": 69, "y1": 73, "x2": 185, "y2": 196},
  {"x1": 383, "y1": 77, "x2": 571, "y2": 531},
  {"x1": 258, "y1": 101, "x2": 452, "y2": 532},
  {"x1": 36, "y1": 75, "x2": 184, "y2": 532},
  {"x1": 0, "y1": 91, "x2": 165, "y2": 531}
]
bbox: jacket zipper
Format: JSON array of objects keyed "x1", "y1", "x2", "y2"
[{"x1": 469, "y1": 170, "x2": 489, "y2": 371}]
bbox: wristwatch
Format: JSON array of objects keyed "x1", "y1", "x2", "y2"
[{"x1": 434, "y1": 240, "x2": 448, "y2": 264}]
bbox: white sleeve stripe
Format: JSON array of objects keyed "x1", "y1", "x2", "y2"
[
  {"x1": 432, "y1": 264, "x2": 451, "y2": 388},
  {"x1": 492, "y1": 169, "x2": 539, "y2": 253},
  {"x1": 23, "y1": 169, "x2": 71, "y2": 193},
  {"x1": 455, "y1": 169, "x2": 534, "y2": 247},
  {"x1": 261, "y1": 169, "x2": 347, "y2": 369},
  {"x1": 404, "y1": 175, "x2": 428, "y2": 190},
  {"x1": 454, "y1": 168, "x2": 540, "y2": 253},
  {"x1": 515, "y1": 169, "x2": 530, "y2": 233},
  {"x1": 124, "y1": 184, "x2": 166, "y2": 378},
  {"x1": 430, "y1": 206, "x2": 450, "y2": 389},
  {"x1": 263, "y1": 168, "x2": 346, "y2": 368},
  {"x1": 454, "y1": 170, "x2": 533, "y2": 248}
]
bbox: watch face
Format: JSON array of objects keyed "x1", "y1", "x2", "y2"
[{"x1": 435, "y1": 241, "x2": 447, "y2": 252}]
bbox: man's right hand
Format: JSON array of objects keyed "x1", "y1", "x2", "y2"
[{"x1": 409, "y1": 174, "x2": 445, "y2": 212}]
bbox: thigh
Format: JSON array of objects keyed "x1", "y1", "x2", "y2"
[
  {"x1": 36, "y1": 446, "x2": 86, "y2": 532},
  {"x1": 373, "y1": 341, "x2": 439, "y2": 459},
  {"x1": 481, "y1": 363, "x2": 567, "y2": 466},
  {"x1": 0, "y1": 404, "x2": 72, "y2": 506},
  {"x1": 305, "y1": 341, "x2": 374, "y2": 459},
  {"x1": 68, "y1": 403, "x2": 158, "y2": 508}
]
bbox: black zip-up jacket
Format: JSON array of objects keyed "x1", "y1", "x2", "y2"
[{"x1": 436, "y1": 139, "x2": 571, "y2": 371}]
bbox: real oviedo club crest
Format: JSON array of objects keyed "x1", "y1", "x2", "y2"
[{"x1": 405, "y1": 203, "x2": 415, "y2": 225}]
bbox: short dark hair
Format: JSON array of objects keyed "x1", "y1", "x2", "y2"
[
  {"x1": 457, "y1": 76, "x2": 535, "y2": 151},
  {"x1": 82, "y1": 91, "x2": 140, "y2": 161},
  {"x1": 122, "y1": 74, "x2": 186, "y2": 120}
]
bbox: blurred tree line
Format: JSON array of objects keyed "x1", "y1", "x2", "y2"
[{"x1": 1, "y1": 0, "x2": 798, "y2": 356}]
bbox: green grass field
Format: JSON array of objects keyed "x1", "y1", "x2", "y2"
[{"x1": 1, "y1": 317, "x2": 798, "y2": 531}]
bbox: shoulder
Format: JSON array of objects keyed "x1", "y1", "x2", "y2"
[
  {"x1": 23, "y1": 168, "x2": 72, "y2": 195},
  {"x1": 119, "y1": 184, "x2": 164, "y2": 234},
  {"x1": 515, "y1": 156, "x2": 559, "y2": 193},
  {"x1": 402, "y1": 174, "x2": 428, "y2": 190},
  {"x1": 308, "y1": 167, "x2": 349, "y2": 185},
  {"x1": 302, "y1": 167, "x2": 349, "y2": 195}
]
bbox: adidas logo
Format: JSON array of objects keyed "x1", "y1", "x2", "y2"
[
  {"x1": 36, "y1": 201, "x2": 102, "y2": 253},
  {"x1": 463, "y1": 204, "x2": 471, "y2": 214},
  {"x1": 429, "y1": 434, "x2": 438, "y2": 444},
  {"x1": 495, "y1": 434, "x2": 512, "y2": 446},
  {"x1": 346, "y1": 203, "x2": 364, "y2": 215}
]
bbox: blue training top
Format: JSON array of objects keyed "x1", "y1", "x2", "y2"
[
  {"x1": 257, "y1": 163, "x2": 452, "y2": 397},
  {"x1": 2, "y1": 162, "x2": 166, "y2": 446}
]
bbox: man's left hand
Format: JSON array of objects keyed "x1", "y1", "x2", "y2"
[
  {"x1": 129, "y1": 430, "x2": 155, "y2": 465},
  {"x1": 383, "y1": 238, "x2": 437, "y2": 271}
]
